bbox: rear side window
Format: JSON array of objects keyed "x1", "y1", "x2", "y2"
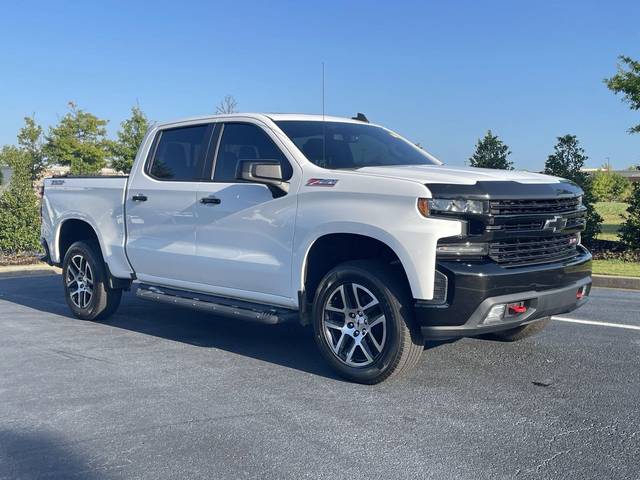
[
  {"x1": 148, "y1": 125, "x2": 212, "y2": 181},
  {"x1": 214, "y1": 123, "x2": 293, "y2": 182}
]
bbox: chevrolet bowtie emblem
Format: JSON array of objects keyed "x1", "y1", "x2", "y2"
[{"x1": 543, "y1": 215, "x2": 568, "y2": 232}]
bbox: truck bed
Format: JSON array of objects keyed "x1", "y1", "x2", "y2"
[{"x1": 41, "y1": 176, "x2": 133, "y2": 279}]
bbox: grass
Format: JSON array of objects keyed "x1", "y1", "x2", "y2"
[
  {"x1": 592, "y1": 259, "x2": 640, "y2": 277},
  {"x1": 595, "y1": 201, "x2": 627, "y2": 241},
  {"x1": 591, "y1": 202, "x2": 640, "y2": 277}
]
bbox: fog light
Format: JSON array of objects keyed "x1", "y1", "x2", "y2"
[
  {"x1": 484, "y1": 304, "x2": 506, "y2": 324},
  {"x1": 436, "y1": 242, "x2": 489, "y2": 257}
]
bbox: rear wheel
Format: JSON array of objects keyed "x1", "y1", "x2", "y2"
[
  {"x1": 484, "y1": 317, "x2": 551, "y2": 342},
  {"x1": 312, "y1": 260, "x2": 423, "y2": 384},
  {"x1": 62, "y1": 241, "x2": 122, "y2": 321}
]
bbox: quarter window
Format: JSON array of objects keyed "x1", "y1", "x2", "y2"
[
  {"x1": 148, "y1": 125, "x2": 212, "y2": 181},
  {"x1": 214, "y1": 123, "x2": 292, "y2": 183}
]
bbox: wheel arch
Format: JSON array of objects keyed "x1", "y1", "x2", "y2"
[
  {"x1": 296, "y1": 228, "x2": 417, "y2": 322},
  {"x1": 57, "y1": 218, "x2": 102, "y2": 263},
  {"x1": 56, "y1": 218, "x2": 130, "y2": 290}
]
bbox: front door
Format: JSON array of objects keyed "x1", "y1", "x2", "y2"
[{"x1": 193, "y1": 122, "x2": 298, "y2": 305}]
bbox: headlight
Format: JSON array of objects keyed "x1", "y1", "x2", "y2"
[
  {"x1": 419, "y1": 198, "x2": 487, "y2": 216},
  {"x1": 576, "y1": 195, "x2": 583, "y2": 207},
  {"x1": 436, "y1": 242, "x2": 488, "y2": 257}
]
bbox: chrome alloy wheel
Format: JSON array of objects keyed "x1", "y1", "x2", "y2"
[
  {"x1": 66, "y1": 254, "x2": 94, "y2": 309},
  {"x1": 322, "y1": 283, "x2": 387, "y2": 367}
]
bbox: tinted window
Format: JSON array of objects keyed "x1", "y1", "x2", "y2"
[
  {"x1": 214, "y1": 123, "x2": 292, "y2": 182},
  {"x1": 276, "y1": 121, "x2": 439, "y2": 169},
  {"x1": 149, "y1": 125, "x2": 211, "y2": 180}
]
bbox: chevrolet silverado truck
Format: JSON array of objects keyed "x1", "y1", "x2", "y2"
[{"x1": 41, "y1": 113, "x2": 591, "y2": 384}]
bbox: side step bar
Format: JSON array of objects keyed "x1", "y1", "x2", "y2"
[{"x1": 135, "y1": 284, "x2": 299, "y2": 325}]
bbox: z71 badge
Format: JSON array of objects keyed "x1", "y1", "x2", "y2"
[{"x1": 306, "y1": 178, "x2": 338, "y2": 187}]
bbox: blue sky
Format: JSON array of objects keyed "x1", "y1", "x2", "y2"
[{"x1": 1, "y1": 0, "x2": 638, "y2": 170}]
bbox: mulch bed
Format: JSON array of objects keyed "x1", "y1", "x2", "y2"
[
  {"x1": 0, "y1": 253, "x2": 42, "y2": 267},
  {"x1": 588, "y1": 240, "x2": 640, "y2": 262}
]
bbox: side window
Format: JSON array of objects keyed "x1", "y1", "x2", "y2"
[
  {"x1": 148, "y1": 124, "x2": 211, "y2": 181},
  {"x1": 213, "y1": 123, "x2": 293, "y2": 183}
]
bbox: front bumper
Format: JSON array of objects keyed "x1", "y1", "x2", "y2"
[{"x1": 416, "y1": 246, "x2": 592, "y2": 339}]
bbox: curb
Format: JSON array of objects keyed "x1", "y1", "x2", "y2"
[
  {"x1": 592, "y1": 274, "x2": 640, "y2": 291},
  {"x1": 0, "y1": 263, "x2": 61, "y2": 278}
]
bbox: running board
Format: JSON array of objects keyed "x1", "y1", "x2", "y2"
[{"x1": 136, "y1": 284, "x2": 299, "y2": 325}]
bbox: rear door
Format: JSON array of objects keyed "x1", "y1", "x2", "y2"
[
  {"x1": 125, "y1": 122, "x2": 216, "y2": 286},
  {"x1": 192, "y1": 121, "x2": 299, "y2": 304}
]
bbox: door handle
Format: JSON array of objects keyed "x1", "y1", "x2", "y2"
[
  {"x1": 200, "y1": 196, "x2": 221, "y2": 205},
  {"x1": 132, "y1": 194, "x2": 148, "y2": 202}
]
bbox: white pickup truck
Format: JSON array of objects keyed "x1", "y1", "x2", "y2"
[{"x1": 41, "y1": 113, "x2": 591, "y2": 383}]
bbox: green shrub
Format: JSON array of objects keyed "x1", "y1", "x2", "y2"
[
  {"x1": 619, "y1": 178, "x2": 635, "y2": 202},
  {"x1": 592, "y1": 171, "x2": 632, "y2": 202},
  {"x1": 0, "y1": 185, "x2": 40, "y2": 254},
  {"x1": 620, "y1": 182, "x2": 640, "y2": 249},
  {"x1": 0, "y1": 148, "x2": 41, "y2": 254}
]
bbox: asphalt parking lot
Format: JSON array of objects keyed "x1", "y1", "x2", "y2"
[{"x1": 1, "y1": 273, "x2": 639, "y2": 479}]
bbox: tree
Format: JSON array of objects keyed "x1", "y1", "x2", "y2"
[
  {"x1": 44, "y1": 102, "x2": 112, "y2": 175},
  {"x1": 544, "y1": 135, "x2": 602, "y2": 244},
  {"x1": 592, "y1": 171, "x2": 632, "y2": 202},
  {"x1": 0, "y1": 146, "x2": 40, "y2": 253},
  {"x1": 216, "y1": 95, "x2": 238, "y2": 114},
  {"x1": 16, "y1": 115, "x2": 46, "y2": 181},
  {"x1": 469, "y1": 130, "x2": 513, "y2": 169},
  {"x1": 620, "y1": 182, "x2": 640, "y2": 249},
  {"x1": 605, "y1": 55, "x2": 640, "y2": 134},
  {"x1": 613, "y1": 174, "x2": 633, "y2": 202},
  {"x1": 111, "y1": 105, "x2": 150, "y2": 173}
]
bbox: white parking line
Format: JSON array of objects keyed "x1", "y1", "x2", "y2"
[{"x1": 552, "y1": 316, "x2": 640, "y2": 331}]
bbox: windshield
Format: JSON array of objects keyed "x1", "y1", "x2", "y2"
[{"x1": 275, "y1": 121, "x2": 440, "y2": 169}]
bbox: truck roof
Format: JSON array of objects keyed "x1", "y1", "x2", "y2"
[{"x1": 155, "y1": 113, "x2": 375, "y2": 129}]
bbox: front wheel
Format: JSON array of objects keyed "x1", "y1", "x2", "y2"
[
  {"x1": 312, "y1": 260, "x2": 423, "y2": 384},
  {"x1": 62, "y1": 241, "x2": 122, "y2": 321}
]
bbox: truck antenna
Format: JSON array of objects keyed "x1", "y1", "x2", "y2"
[{"x1": 322, "y1": 62, "x2": 326, "y2": 166}]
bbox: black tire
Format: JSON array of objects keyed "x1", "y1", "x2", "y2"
[
  {"x1": 312, "y1": 260, "x2": 423, "y2": 384},
  {"x1": 62, "y1": 241, "x2": 122, "y2": 321},
  {"x1": 484, "y1": 317, "x2": 551, "y2": 342}
]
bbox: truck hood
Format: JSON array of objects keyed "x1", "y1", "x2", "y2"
[{"x1": 351, "y1": 165, "x2": 562, "y2": 186}]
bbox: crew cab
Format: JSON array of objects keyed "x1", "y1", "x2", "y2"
[{"x1": 41, "y1": 113, "x2": 591, "y2": 383}]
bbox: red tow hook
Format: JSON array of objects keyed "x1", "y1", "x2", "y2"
[{"x1": 507, "y1": 303, "x2": 527, "y2": 315}]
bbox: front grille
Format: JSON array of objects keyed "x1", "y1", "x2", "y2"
[
  {"x1": 486, "y1": 216, "x2": 585, "y2": 233},
  {"x1": 490, "y1": 197, "x2": 580, "y2": 216},
  {"x1": 489, "y1": 234, "x2": 579, "y2": 266},
  {"x1": 487, "y1": 220, "x2": 545, "y2": 232}
]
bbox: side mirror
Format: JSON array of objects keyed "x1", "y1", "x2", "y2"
[{"x1": 238, "y1": 160, "x2": 289, "y2": 194}]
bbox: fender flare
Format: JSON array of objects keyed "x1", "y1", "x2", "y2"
[{"x1": 294, "y1": 222, "x2": 421, "y2": 299}]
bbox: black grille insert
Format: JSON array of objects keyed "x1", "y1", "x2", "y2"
[
  {"x1": 489, "y1": 234, "x2": 579, "y2": 266},
  {"x1": 490, "y1": 197, "x2": 580, "y2": 216},
  {"x1": 487, "y1": 220, "x2": 545, "y2": 232},
  {"x1": 419, "y1": 270, "x2": 449, "y2": 305}
]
